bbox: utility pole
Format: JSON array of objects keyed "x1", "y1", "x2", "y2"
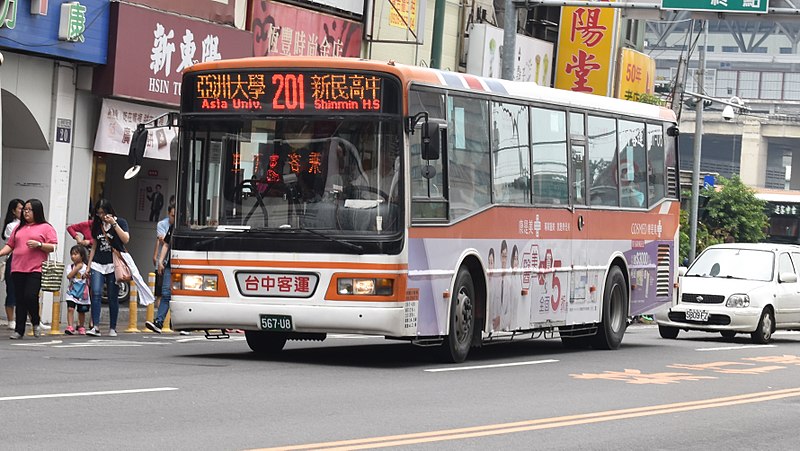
[
  {"x1": 501, "y1": 0, "x2": 516, "y2": 80},
  {"x1": 430, "y1": 0, "x2": 446, "y2": 68},
  {"x1": 688, "y1": 20, "x2": 707, "y2": 263}
]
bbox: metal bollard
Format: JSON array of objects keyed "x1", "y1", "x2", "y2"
[
  {"x1": 162, "y1": 311, "x2": 173, "y2": 333},
  {"x1": 125, "y1": 280, "x2": 140, "y2": 332},
  {"x1": 48, "y1": 291, "x2": 62, "y2": 335},
  {"x1": 144, "y1": 272, "x2": 156, "y2": 331}
]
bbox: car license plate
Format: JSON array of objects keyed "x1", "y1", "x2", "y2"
[
  {"x1": 260, "y1": 314, "x2": 293, "y2": 331},
  {"x1": 686, "y1": 309, "x2": 709, "y2": 322}
]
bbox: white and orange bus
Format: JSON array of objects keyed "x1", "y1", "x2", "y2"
[{"x1": 168, "y1": 57, "x2": 680, "y2": 362}]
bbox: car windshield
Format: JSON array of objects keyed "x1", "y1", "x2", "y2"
[
  {"x1": 686, "y1": 248, "x2": 774, "y2": 282},
  {"x1": 179, "y1": 118, "x2": 403, "y2": 235}
]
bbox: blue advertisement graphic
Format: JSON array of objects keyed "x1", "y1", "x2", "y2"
[{"x1": 0, "y1": 0, "x2": 110, "y2": 64}]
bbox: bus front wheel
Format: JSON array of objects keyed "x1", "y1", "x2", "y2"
[
  {"x1": 593, "y1": 266, "x2": 628, "y2": 350},
  {"x1": 440, "y1": 267, "x2": 475, "y2": 363},
  {"x1": 245, "y1": 331, "x2": 288, "y2": 355}
]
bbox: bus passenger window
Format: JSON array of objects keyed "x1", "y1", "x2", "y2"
[
  {"x1": 492, "y1": 102, "x2": 530, "y2": 204},
  {"x1": 618, "y1": 120, "x2": 646, "y2": 208},
  {"x1": 531, "y1": 108, "x2": 568, "y2": 205},
  {"x1": 587, "y1": 115, "x2": 618, "y2": 207},
  {"x1": 647, "y1": 123, "x2": 666, "y2": 206},
  {"x1": 448, "y1": 95, "x2": 491, "y2": 219}
]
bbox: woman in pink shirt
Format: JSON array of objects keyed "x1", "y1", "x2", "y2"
[
  {"x1": 67, "y1": 218, "x2": 93, "y2": 248},
  {"x1": 0, "y1": 199, "x2": 57, "y2": 339}
]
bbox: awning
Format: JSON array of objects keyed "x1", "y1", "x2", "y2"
[{"x1": 93, "y1": 98, "x2": 177, "y2": 161}]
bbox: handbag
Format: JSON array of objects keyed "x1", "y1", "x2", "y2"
[
  {"x1": 103, "y1": 225, "x2": 132, "y2": 282},
  {"x1": 68, "y1": 278, "x2": 88, "y2": 300},
  {"x1": 112, "y1": 248, "x2": 132, "y2": 282},
  {"x1": 41, "y1": 250, "x2": 65, "y2": 292}
]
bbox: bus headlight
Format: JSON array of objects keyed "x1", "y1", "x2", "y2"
[
  {"x1": 173, "y1": 273, "x2": 220, "y2": 292},
  {"x1": 726, "y1": 294, "x2": 750, "y2": 308},
  {"x1": 338, "y1": 277, "x2": 394, "y2": 296}
]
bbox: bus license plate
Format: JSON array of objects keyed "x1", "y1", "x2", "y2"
[
  {"x1": 260, "y1": 314, "x2": 293, "y2": 331},
  {"x1": 686, "y1": 309, "x2": 709, "y2": 322}
]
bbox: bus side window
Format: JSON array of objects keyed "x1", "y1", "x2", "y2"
[
  {"x1": 618, "y1": 120, "x2": 646, "y2": 208},
  {"x1": 409, "y1": 88, "x2": 447, "y2": 221},
  {"x1": 532, "y1": 107, "x2": 568, "y2": 205},
  {"x1": 647, "y1": 123, "x2": 666, "y2": 206},
  {"x1": 492, "y1": 101, "x2": 531, "y2": 204},
  {"x1": 448, "y1": 95, "x2": 491, "y2": 220},
  {"x1": 569, "y1": 112, "x2": 586, "y2": 206},
  {"x1": 587, "y1": 115, "x2": 618, "y2": 207}
]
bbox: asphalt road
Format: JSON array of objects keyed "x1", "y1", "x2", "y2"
[{"x1": 3, "y1": 325, "x2": 800, "y2": 450}]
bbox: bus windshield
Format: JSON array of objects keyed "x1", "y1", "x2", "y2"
[{"x1": 180, "y1": 117, "x2": 403, "y2": 236}]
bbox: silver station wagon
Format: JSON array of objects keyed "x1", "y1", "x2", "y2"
[{"x1": 656, "y1": 243, "x2": 800, "y2": 344}]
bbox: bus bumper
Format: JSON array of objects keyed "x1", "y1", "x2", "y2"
[{"x1": 170, "y1": 300, "x2": 410, "y2": 337}]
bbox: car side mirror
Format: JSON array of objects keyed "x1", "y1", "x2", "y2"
[{"x1": 779, "y1": 272, "x2": 798, "y2": 283}]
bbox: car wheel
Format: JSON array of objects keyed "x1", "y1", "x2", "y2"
[
  {"x1": 751, "y1": 309, "x2": 774, "y2": 344},
  {"x1": 100, "y1": 281, "x2": 131, "y2": 304},
  {"x1": 720, "y1": 331, "x2": 737, "y2": 340},
  {"x1": 439, "y1": 267, "x2": 475, "y2": 363},
  {"x1": 245, "y1": 331, "x2": 287, "y2": 355},
  {"x1": 593, "y1": 266, "x2": 628, "y2": 350},
  {"x1": 658, "y1": 325, "x2": 679, "y2": 339}
]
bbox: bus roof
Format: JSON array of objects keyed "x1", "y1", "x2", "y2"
[{"x1": 185, "y1": 56, "x2": 676, "y2": 123}]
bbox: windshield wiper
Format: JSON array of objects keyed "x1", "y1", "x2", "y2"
[{"x1": 285, "y1": 226, "x2": 365, "y2": 253}]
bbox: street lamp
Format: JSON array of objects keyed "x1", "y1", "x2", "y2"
[{"x1": 683, "y1": 90, "x2": 749, "y2": 262}]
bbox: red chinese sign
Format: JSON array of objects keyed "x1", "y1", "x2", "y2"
[{"x1": 236, "y1": 272, "x2": 319, "y2": 298}]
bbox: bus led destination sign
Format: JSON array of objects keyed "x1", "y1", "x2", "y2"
[{"x1": 189, "y1": 71, "x2": 392, "y2": 114}]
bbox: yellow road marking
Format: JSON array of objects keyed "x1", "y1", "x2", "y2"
[{"x1": 251, "y1": 387, "x2": 800, "y2": 450}]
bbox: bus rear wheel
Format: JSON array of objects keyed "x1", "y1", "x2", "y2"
[
  {"x1": 245, "y1": 331, "x2": 288, "y2": 355},
  {"x1": 440, "y1": 267, "x2": 475, "y2": 363},
  {"x1": 592, "y1": 266, "x2": 628, "y2": 350}
]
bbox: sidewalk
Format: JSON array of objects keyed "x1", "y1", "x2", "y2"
[{"x1": 2, "y1": 304, "x2": 186, "y2": 334}]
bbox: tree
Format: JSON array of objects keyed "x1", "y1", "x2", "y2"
[
  {"x1": 679, "y1": 176, "x2": 768, "y2": 264},
  {"x1": 702, "y1": 175, "x2": 768, "y2": 244}
]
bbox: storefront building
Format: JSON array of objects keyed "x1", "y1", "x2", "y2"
[
  {"x1": 91, "y1": 1, "x2": 252, "y2": 269},
  {"x1": 0, "y1": 0, "x2": 110, "y2": 305}
]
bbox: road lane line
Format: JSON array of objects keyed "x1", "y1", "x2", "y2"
[
  {"x1": 695, "y1": 345, "x2": 777, "y2": 351},
  {"x1": 0, "y1": 387, "x2": 178, "y2": 402},
  {"x1": 251, "y1": 387, "x2": 800, "y2": 450},
  {"x1": 424, "y1": 359, "x2": 559, "y2": 373}
]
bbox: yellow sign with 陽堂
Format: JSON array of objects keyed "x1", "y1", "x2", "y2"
[{"x1": 554, "y1": 2, "x2": 618, "y2": 96}]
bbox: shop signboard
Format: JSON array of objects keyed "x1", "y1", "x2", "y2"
[
  {"x1": 93, "y1": 2, "x2": 252, "y2": 106},
  {"x1": 127, "y1": 0, "x2": 236, "y2": 25},
  {"x1": 466, "y1": 23, "x2": 554, "y2": 86},
  {"x1": 554, "y1": 2, "x2": 618, "y2": 96},
  {"x1": 0, "y1": 0, "x2": 109, "y2": 64},
  {"x1": 252, "y1": 0, "x2": 362, "y2": 58},
  {"x1": 616, "y1": 48, "x2": 656, "y2": 101}
]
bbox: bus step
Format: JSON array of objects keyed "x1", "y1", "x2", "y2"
[
  {"x1": 204, "y1": 329, "x2": 231, "y2": 339},
  {"x1": 287, "y1": 332, "x2": 327, "y2": 341},
  {"x1": 412, "y1": 337, "x2": 444, "y2": 347}
]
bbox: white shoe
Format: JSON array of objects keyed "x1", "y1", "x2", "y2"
[
  {"x1": 8, "y1": 321, "x2": 15, "y2": 330},
  {"x1": 85, "y1": 327, "x2": 101, "y2": 337},
  {"x1": 38, "y1": 322, "x2": 51, "y2": 330},
  {"x1": 108, "y1": 329, "x2": 118, "y2": 337},
  {"x1": 179, "y1": 331, "x2": 191, "y2": 336}
]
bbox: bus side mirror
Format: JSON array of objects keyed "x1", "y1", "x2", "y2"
[{"x1": 422, "y1": 120, "x2": 443, "y2": 161}]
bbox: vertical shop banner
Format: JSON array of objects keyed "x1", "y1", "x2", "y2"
[
  {"x1": 135, "y1": 177, "x2": 169, "y2": 222},
  {"x1": 252, "y1": 0, "x2": 362, "y2": 58},
  {"x1": 554, "y1": 2, "x2": 618, "y2": 96},
  {"x1": 94, "y1": 99, "x2": 177, "y2": 161},
  {"x1": 616, "y1": 48, "x2": 656, "y2": 101},
  {"x1": 93, "y1": 2, "x2": 252, "y2": 106}
]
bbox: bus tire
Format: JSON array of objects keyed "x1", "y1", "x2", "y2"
[
  {"x1": 440, "y1": 267, "x2": 475, "y2": 363},
  {"x1": 245, "y1": 331, "x2": 288, "y2": 355},
  {"x1": 592, "y1": 266, "x2": 628, "y2": 350}
]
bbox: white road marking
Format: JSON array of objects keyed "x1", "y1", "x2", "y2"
[
  {"x1": 425, "y1": 359, "x2": 559, "y2": 373},
  {"x1": 12, "y1": 339, "x2": 169, "y2": 348},
  {"x1": 0, "y1": 387, "x2": 178, "y2": 402},
  {"x1": 696, "y1": 345, "x2": 777, "y2": 351}
]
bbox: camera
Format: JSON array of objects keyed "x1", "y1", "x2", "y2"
[{"x1": 722, "y1": 105, "x2": 735, "y2": 121}]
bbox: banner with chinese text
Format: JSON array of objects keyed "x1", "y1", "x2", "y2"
[
  {"x1": 252, "y1": 0, "x2": 362, "y2": 58},
  {"x1": 94, "y1": 98, "x2": 177, "y2": 161},
  {"x1": 389, "y1": 0, "x2": 417, "y2": 31},
  {"x1": 616, "y1": 48, "x2": 656, "y2": 101},
  {"x1": 554, "y1": 2, "x2": 619, "y2": 96}
]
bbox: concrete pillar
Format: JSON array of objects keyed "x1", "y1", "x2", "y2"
[
  {"x1": 739, "y1": 120, "x2": 767, "y2": 187},
  {"x1": 42, "y1": 63, "x2": 77, "y2": 322}
]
